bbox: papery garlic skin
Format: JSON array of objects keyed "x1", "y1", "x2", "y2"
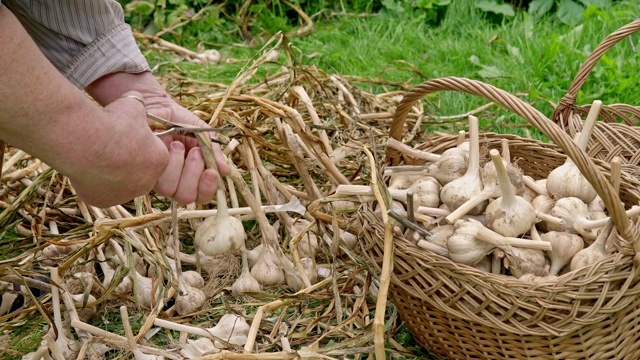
[
  {"x1": 505, "y1": 248, "x2": 547, "y2": 278},
  {"x1": 440, "y1": 116, "x2": 485, "y2": 216},
  {"x1": 546, "y1": 159, "x2": 597, "y2": 203},
  {"x1": 175, "y1": 285, "x2": 206, "y2": 316},
  {"x1": 194, "y1": 215, "x2": 245, "y2": 256},
  {"x1": 542, "y1": 231, "x2": 584, "y2": 275},
  {"x1": 181, "y1": 271, "x2": 205, "y2": 289},
  {"x1": 250, "y1": 247, "x2": 285, "y2": 286},
  {"x1": 427, "y1": 147, "x2": 468, "y2": 184},
  {"x1": 194, "y1": 189, "x2": 246, "y2": 256},
  {"x1": 546, "y1": 197, "x2": 589, "y2": 234},
  {"x1": 181, "y1": 338, "x2": 218, "y2": 358},
  {"x1": 209, "y1": 314, "x2": 250, "y2": 341}
]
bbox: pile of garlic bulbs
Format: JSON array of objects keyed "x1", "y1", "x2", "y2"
[{"x1": 340, "y1": 103, "x2": 636, "y2": 281}]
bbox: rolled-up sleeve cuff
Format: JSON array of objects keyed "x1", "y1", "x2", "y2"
[{"x1": 64, "y1": 23, "x2": 150, "y2": 89}]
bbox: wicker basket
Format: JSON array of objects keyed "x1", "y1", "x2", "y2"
[
  {"x1": 553, "y1": 18, "x2": 640, "y2": 166},
  {"x1": 360, "y1": 76, "x2": 640, "y2": 359}
]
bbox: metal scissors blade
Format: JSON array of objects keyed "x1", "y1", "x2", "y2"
[{"x1": 146, "y1": 112, "x2": 232, "y2": 143}]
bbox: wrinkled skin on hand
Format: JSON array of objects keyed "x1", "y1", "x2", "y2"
[{"x1": 87, "y1": 71, "x2": 231, "y2": 205}]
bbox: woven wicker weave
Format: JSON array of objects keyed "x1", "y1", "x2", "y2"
[
  {"x1": 553, "y1": 18, "x2": 640, "y2": 165},
  {"x1": 360, "y1": 76, "x2": 640, "y2": 359}
]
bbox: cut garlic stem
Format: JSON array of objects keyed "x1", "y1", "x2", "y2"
[
  {"x1": 168, "y1": 195, "x2": 306, "y2": 219},
  {"x1": 577, "y1": 100, "x2": 603, "y2": 151},
  {"x1": 386, "y1": 138, "x2": 440, "y2": 161},
  {"x1": 335, "y1": 184, "x2": 428, "y2": 204},
  {"x1": 456, "y1": 130, "x2": 466, "y2": 146},
  {"x1": 523, "y1": 176, "x2": 548, "y2": 196},
  {"x1": 416, "y1": 206, "x2": 451, "y2": 217},
  {"x1": 540, "y1": 205, "x2": 640, "y2": 230}
]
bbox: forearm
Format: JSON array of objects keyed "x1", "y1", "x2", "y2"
[
  {"x1": 0, "y1": 6, "x2": 167, "y2": 206},
  {"x1": 0, "y1": 6, "x2": 106, "y2": 176}
]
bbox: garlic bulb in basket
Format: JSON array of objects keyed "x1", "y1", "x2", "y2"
[
  {"x1": 440, "y1": 115, "x2": 485, "y2": 215},
  {"x1": 447, "y1": 218, "x2": 551, "y2": 266},
  {"x1": 545, "y1": 101, "x2": 603, "y2": 203},
  {"x1": 484, "y1": 149, "x2": 535, "y2": 237},
  {"x1": 542, "y1": 231, "x2": 584, "y2": 275}
]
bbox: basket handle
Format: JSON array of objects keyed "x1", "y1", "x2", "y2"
[
  {"x1": 553, "y1": 18, "x2": 640, "y2": 122},
  {"x1": 387, "y1": 76, "x2": 640, "y2": 253}
]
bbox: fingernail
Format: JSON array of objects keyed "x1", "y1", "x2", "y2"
[
  {"x1": 171, "y1": 142, "x2": 184, "y2": 152},
  {"x1": 190, "y1": 148, "x2": 203, "y2": 160}
]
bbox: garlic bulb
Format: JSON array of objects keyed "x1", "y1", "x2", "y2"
[
  {"x1": 427, "y1": 147, "x2": 468, "y2": 184},
  {"x1": 250, "y1": 245, "x2": 285, "y2": 286},
  {"x1": 546, "y1": 158, "x2": 597, "y2": 203},
  {"x1": 232, "y1": 248, "x2": 261, "y2": 295},
  {"x1": 532, "y1": 194, "x2": 554, "y2": 215},
  {"x1": 131, "y1": 272, "x2": 162, "y2": 308},
  {"x1": 291, "y1": 219, "x2": 319, "y2": 258},
  {"x1": 504, "y1": 247, "x2": 547, "y2": 278},
  {"x1": 385, "y1": 147, "x2": 468, "y2": 185},
  {"x1": 402, "y1": 177, "x2": 441, "y2": 210},
  {"x1": 209, "y1": 314, "x2": 250, "y2": 346},
  {"x1": 522, "y1": 175, "x2": 548, "y2": 199},
  {"x1": 429, "y1": 224, "x2": 454, "y2": 248},
  {"x1": 446, "y1": 149, "x2": 524, "y2": 224},
  {"x1": 194, "y1": 188, "x2": 246, "y2": 256},
  {"x1": 588, "y1": 195, "x2": 607, "y2": 221},
  {"x1": 181, "y1": 271, "x2": 205, "y2": 289},
  {"x1": 542, "y1": 231, "x2": 584, "y2": 275},
  {"x1": 440, "y1": 116, "x2": 485, "y2": 215},
  {"x1": 542, "y1": 197, "x2": 589, "y2": 233},
  {"x1": 570, "y1": 220, "x2": 613, "y2": 271},
  {"x1": 175, "y1": 284, "x2": 206, "y2": 316},
  {"x1": 447, "y1": 218, "x2": 551, "y2": 266},
  {"x1": 388, "y1": 173, "x2": 424, "y2": 190},
  {"x1": 484, "y1": 149, "x2": 535, "y2": 237},
  {"x1": 285, "y1": 257, "x2": 318, "y2": 292},
  {"x1": 96, "y1": 247, "x2": 132, "y2": 295},
  {"x1": 547, "y1": 103, "x2": 602, "y2": 202},
  {"x1": 70, "y1": 293, "x2": 97, "y2": 322},
  {"x1": 246, "y1": 244, "x2": 263, "y2": 268}
]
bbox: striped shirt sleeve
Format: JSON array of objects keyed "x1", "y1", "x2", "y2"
[{"x1": 3, "y1": 0, "x2": 150, "y2": 89}]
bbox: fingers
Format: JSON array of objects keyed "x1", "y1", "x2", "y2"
[
  {"x1": 153, "y1": 143, "x2": 219, "y2": 205},
  {"x1": 213, "y1": 143, "x2": 232, "y2": 176},
  {"x1": 172, "y1": 148, "x2": 206, "y2": 204},
  {"x1": 153, "y1": 142, "x2": 186, "y2": 196},
  {"x1": 195, "y1": 169, "x2": 219, "y2": 204}
]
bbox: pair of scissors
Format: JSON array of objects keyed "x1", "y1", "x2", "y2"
[
  {"x1": 121, "y1": 95, "x2": 232, "y2": 144},
  {"x1": 146, "y1": 112, "x2": 231, "y2": 144}
]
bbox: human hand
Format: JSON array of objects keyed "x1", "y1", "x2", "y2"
[
  {"x1": 143, "y1": 94, "x2": 231, "y2": 204},
  {"x1": 86, "y1": 71, "x2": 231, "y2": 205}
]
